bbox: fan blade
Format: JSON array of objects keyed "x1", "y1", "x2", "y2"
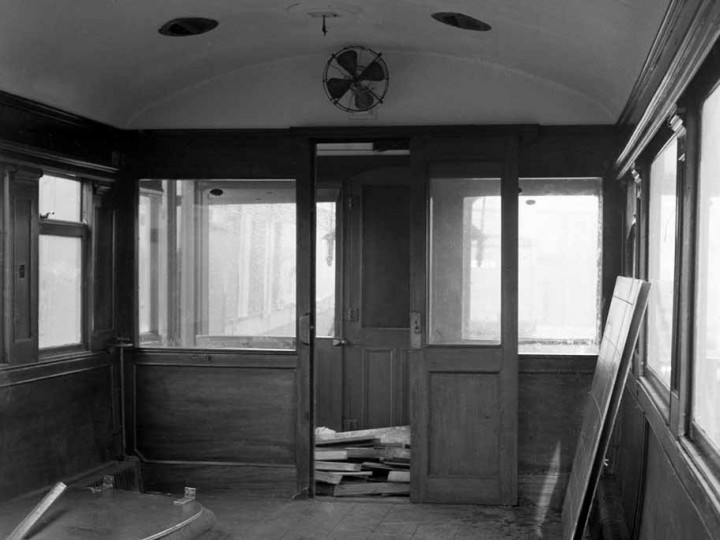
[
  {"x1": 354, "y1": 89, "x2": 375, "y2": 111},
  {"x1": 335, "y1": 49, "x2": 358, "y2": 77},
  {"x1": 358, "y1": 59, "x2": 385, "y2": 82},
  {"x1": 326, "y1": 78, "x2": 352, "y2": 100}
]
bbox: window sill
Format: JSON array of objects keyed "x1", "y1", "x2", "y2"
[{"x1": 639, "y1": 372, "x2": 671, "y2": 424}]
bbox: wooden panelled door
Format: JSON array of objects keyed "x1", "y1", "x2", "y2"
[
  {"x1": 409, "y1": 137, "x2": 519, "y2": 504},
  {"x1": 342, "y1": 166, "x2": 412, "y2": 430}
]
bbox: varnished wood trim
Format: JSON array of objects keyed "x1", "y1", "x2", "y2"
[
  {"x1": 518, "y1": 355, "x2": 597, "y2": 374},
  {"x1": 615, "y1": 0, "x2": 720, "y2": 178},
  {"x1": 132, "y1": 352, "x2": 297, "y2": 369},
  {"x1": 295, "y1": 137, "x2": 315, "y2": 497},
  {"x1": 617, "y1": 0, "x2": 697, "y2": 126},
  {"x1": 0, "y1": 353, "x2": 111, "y2": 387},
  {"x1": 134, "y1": 454, "x2": 295, "y2": 469},
  {"x1": 0, "y1": 141, "x2": 119, "y2": 180},
  {"x1": 0, "y1": 90, "x2": 113, "y2": 130}
]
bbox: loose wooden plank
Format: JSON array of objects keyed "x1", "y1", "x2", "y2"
[
  {"x1": 383, "y1": 447, "x2": 411, "y2": 460},
  {"x1": 315, "y1": 471, "x2": 343, "y2": 485},
  {"x1": 315, "y1": 471, "x2": 374, "y2": 485},
  {"x1": 315, "y1": 435, "x2": 380, "y2": 447},
  {"x1": 314, "y1": 450, "x2": 348, "y2": 461},
  {"x1": 361, "y1": 462, "x2": 394, "y2": 472},
  {"x1": 315, "y1": 461, "x2": 362, "y2": 472},
  {"x1": 333, "y1": 482, "x2": 410, "y2": 497},
  {"x1": 346, "y1": 448, "x2": 384, "y2": 459},
  {"x1": 382, "y1": 460, "x2": 410, "y2": 469},
  {"x1": 315, "y1": 426, "x2": 410, "y2": 446},
  {"x1": 388, "y1": 471, "x2": 410, "y2": 483}
]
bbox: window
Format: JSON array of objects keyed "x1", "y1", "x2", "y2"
[
  {"x1": 138, "y1": 179, "x2": 297, "y2": 349},
  {"x1": 646, "y1": 137, "x2": 679, "y2": 387},
  {"x1": 315, "y1": 194, "x2": 338, "y2": 338},
  {"x1": 518, "y1": 178, "x2": 602, "y2": 354},
  {"x1": 38, "y1": 175, "x2": 86, "y2": 350},
  {"x1": 429, "y1": 173, "x2": 502, "y2": 344},
  {"x1": 694, "y1": 85, "x2": 720, "y2": 450}
]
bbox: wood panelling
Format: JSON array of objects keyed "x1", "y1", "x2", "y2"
[
  {"x1": 428, "y1": 373, "x2": 499, "y2": 478},
  {"x1": 0, "y1": 356, "x2": 117, "y2": 502},
  {"x1": 140, "y1": 463, "x2": 296, "y2": 499},
  {"x1": 6, "y1": 170, "x2": 39, "y2": 363},
  {"x1": 0, "y1": 90, "x2": 121, "y2": 177},
  {"x1": 638, "y1": 430, "x2": 713, "y2": 540},
  {"x1": 519, "y1": 372, "x2": 593, "y2": 474},
  {"x1": 519, "y1": 127, "x2": 620, "y2": 179},
  {"x1": 518, "y1": 371, "x2": 593, "y2": 509},
  {"x1": 615, "y1": 387, "x2": 648, "y2": 538},
  {"x1": 127, "y1": 130, "x2": 297, "y2": 179},
  {"x1": 134, "y1": 363, "x2": 296, "y2": 464},
  {"x1": 314, "y1": 338, "x2": 343, "y2": 431}
]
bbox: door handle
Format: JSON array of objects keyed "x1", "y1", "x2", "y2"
[
  {"x1": 332, "y1": 338, "x2": 347, "y2": 347},
  {"x1": 299, "y1": 313, "x2": 313, "y2": 346},
  {"x1": 410, "y1": 312, "x2": 422, "y2": 349}
]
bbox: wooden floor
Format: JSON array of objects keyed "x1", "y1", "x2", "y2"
[{"x1": 196, "y1": 496, "x2": 562, "y2": 539}]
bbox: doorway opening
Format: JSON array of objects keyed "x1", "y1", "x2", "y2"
[{"x1": 313, "y1": 140, "x2": 413, "y2": 499}]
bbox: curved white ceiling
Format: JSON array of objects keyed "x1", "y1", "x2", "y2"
[{"x1": 0, "y1": 0, "x2": 670, "y2": 128}]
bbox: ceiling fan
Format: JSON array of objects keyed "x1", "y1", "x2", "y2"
[{"x1": 323, "y1": 46, "x2": 389, "y2": 113}]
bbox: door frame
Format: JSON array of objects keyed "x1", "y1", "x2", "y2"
[{"x1": 408, "y1": 134, "x2": 519, "y2": 504}]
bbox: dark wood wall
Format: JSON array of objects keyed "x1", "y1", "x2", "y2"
[
  {"x1": 0, "y1": 102, "x2": 624, "y2": 504},
  {"x1": 122, "y1": 126, "x2": 621, "y2": 501},
  {"x1": 0, "y1": 355, "x2": 119, "y2": 501},
  {"x1": 612, "y1": 376, "x2": 716, "y2": 539},
  {"x1": 0, "y1": 93, "x2": 123, "y2": 502}
]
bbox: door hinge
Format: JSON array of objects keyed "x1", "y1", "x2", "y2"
[{"x1": 345, "y1": 308, "x2": 360, "y2": 322}]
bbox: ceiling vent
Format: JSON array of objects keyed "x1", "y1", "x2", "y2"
[
  {"x1": 159, "y1": 17, "x2": 219, "y2": 37},
  {"x1": 431, "y1": 12, "x2": 491, "y2": 32}
]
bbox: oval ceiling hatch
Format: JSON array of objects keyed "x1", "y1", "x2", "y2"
[
  {"x1": 431, "y1": 12, "x2": 491, "y2": 32},
  {"x1": 159, "y1": 17, "x2": 219, "y2": 37}
]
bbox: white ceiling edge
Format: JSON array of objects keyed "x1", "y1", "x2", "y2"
[{"x1": 124, "y1": 51, "x2": 616, "y2": 129}]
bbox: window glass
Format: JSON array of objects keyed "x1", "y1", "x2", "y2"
[
  {"x1": 316, "y1": 201, "x2": 337, "y2": 337},
  {"x1": 647, "y1": 137, "x2": 678, "y2": 387},
  {"x1": 138, "y1": 179, "x2": 296, "y2": 349},
  {"x1": 430, "y1": 177, "x2": 501, "y2": 344},
  {"x1": 39, "y1": 235, "x2": 82, "y2": 348},
  {"x1": 694, "y1": 86, "x2": 720, "y2": 447},
  {"x1": 39, "y1": 175, "x2": 81, "y2": 222},
  {"x1": 519, "y1": 179, "x2": 602, "y2": 354}
]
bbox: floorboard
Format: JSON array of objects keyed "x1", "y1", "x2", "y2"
[{"x1": 196, "y1": 494, "x2": 563, "y2": 539}]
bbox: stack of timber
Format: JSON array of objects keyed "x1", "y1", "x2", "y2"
[{"x1": 314, "y1": 426, "x2": 411, "y2": 497}]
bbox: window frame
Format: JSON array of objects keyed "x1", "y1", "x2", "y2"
[
  {"x1": 138, "y1": 184, "x2": 164, "y2": 345},
  {"x1": 686, "y1": 72, "x2": 720, "y2": 482},
  {"x1": 38, "y1": 174, "x2": 92, "y2": 357},
  {"x1": 639, "y1": 128, "x2": 685, "y2": 407},
  {"x1": 136, "y1": 178, "x2": 300, "y2": 351},
  {"x1": 517, "y1": 176, "x2": 604, "y2": 356}
]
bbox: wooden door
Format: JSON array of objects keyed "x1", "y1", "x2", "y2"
[
  {"x1": 342, "y1": 166, "x2": 412, "y2": 430},
  {"x1": 409, "y1": 137, "x2": 519, "y2": 504}
]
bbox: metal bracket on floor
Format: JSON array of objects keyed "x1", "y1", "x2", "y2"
[
  {"x1": 173, "y1": 487, "x2": 196, "y2": 505},
  {"x1": 89, "y1": 475, "x2": 114, "y2": 493}
]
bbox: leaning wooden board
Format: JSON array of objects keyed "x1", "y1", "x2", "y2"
[{"x1": 562, "y1": 277, "x2": 650, "y2": 540}]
